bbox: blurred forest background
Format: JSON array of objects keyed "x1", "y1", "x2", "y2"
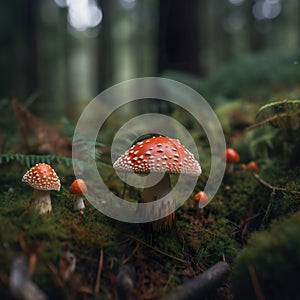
[{"x1": 0, "y1": 0, "x2": 299, "y2": 120}]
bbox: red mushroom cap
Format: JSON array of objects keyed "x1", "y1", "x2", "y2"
[
  {"x1": 22, "y1": 163, "x2": 61, "y2": 191},
  {"x1": 69, "y1": 179, "x2": 88, "y2": 195},
  {"x1": 194, "y1": 191, "x2": 209, "y2": 207},
  {"x1": 247, "y1": 161, "x2": 259, "y2": 173},
  {"x1": 113, "y1": 136, "x2": 201, "y2": 176},
  {"x1": 224, "y1": 148, "x2": 240, "y2": 163}
]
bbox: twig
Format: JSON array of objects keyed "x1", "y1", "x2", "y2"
[
  {"x1": 198, "y1": 227, "x2": 216, "y2": 236},
  {"x1": 125, "y1": 235, "x2": 187, "y2": 264},
  {"x1": 47, "y1": 261, "x2": 65, "y2": 290},
  {"x1": 226, "y1": 220, "x2": 242, "y2": 237},
  {"x1": 122, "y1": 243, "x2": 140, "y2": 265},
  {"x1": 77, "y1": 286, "x2": 94, "y2": 295},
  {"x1": 164, "y1": 261, "x2": 230, "y2": 300},
  {"x1": 244, "y1": 213, "x2": 261, "y2": 223},
  {"x1": 248, "y1": 265, "x2": 265, "y2": 300},
  {"x1": 94, "y1": 247, "x2": 104, "y2": 297},
  {"x1": 253, "y1": 173, "x2": 300, "y2": 194},
  {"x1": 17, "y1": 232, "x2": 43, "y2": 277}
]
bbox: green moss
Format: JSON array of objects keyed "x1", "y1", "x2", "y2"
[
  {"x1": 1, "y1": 72, "x2": 300, "y2": 299},
  {"x1": 198, "y1": 219, "x2": 238, "y2": 265},
  {"x1": 231, "y1": 212, "x2": 300, "y2": 300}
]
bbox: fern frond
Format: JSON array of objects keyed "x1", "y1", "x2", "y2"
[
  {"x1": 60, "y1": 117, "x2": 76, "y2": 138},
  {"x1": 0, "y1": 153, "x2": 112, "y2": 170},
  {"x1": 0, "y1": 154, "x2": 73, "y2": 167}
]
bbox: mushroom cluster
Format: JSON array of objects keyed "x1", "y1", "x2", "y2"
[
  {"x1": 114, "y1": 135, "x2": 201, "y2": 233},
  {"x1": 241, "y1": 161, "x2": 259, "y2": 173},
  {"x1": 22, "y1": 163, "x2": 90, "y2": 216}
]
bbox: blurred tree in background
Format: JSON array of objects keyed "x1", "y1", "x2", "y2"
[{"x1": 0, "y1": 0, "x2": 299, "y2": 119}]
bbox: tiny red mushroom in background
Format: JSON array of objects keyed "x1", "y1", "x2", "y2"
[
  {"x1": 223, "y1": 148, "x2": 240, "y2": 172},
  {"x1": 69, "y1": 179, "x2": 87, "y2": 214},
  {"x1": 247, "y1": 161, "x2": 259, "y2": 173},
  {"x1": 22, "y1": 163, "x2": 60, "y2": 214},
  {"x1": 224, "y1": 148, "x2": 240, "y2": 163},
  {"x1": 194, "y1": 191, "x2": 209, "y2": 209},
  {"x1": 240, "y1": 163, "x2": 247, "y2": 170},
  {"x1": 113, "y1": 135, "x2": 201, "y2": 233},
  {"x1": 194, "y1": 191, "x2": 209, "y2": 222}
]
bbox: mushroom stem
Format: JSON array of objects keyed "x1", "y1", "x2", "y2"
[
  {"x1": 227, "y1": 163, "x2": 234, "y2": 173},
  {"x1": 142, "y1": 173, "x2": 176, "y2": 233},
  {"x1": 74, "y1": 196, "x2": 85, "y2": 212},
  {"x1": 29, "y1": 189, "x2": 52, "y2": 214},
  {"x1": 196, "y1": 207, "x2": 204, "y2": 219}
]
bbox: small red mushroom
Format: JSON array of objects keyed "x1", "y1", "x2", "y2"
[
  {"x1": 240, "y1": 163, "x2": 247, "y2": 170},
  {"x1": 194, "y1": 191, "x2": 209, "y2": 222},
  {"x1": 22, "y1": 163, "x2": 61, "y2": 214},
  {"x1": 194, "y1": 191, "x2": 209, "y2": 209},
  {"x1": 69, "y1": 179, "x2": 87, "y2": 214},
  {"x1": 247, "y1": 161, "x2": 259, "y2": 173},
  {"x1": 223, "y1": 148, "x2": 240, "y2": 172},
  {"x1": 113, "y1": 135, "x2": 201, "y2": 233}
]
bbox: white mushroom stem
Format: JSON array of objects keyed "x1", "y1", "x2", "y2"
[
  {"x1": 29, "y1": 189, "x2": 52, "y2": 214},
  {"x1": 227, "y1": 162, "x2": 234, "y2": 173},
  {"x1": 142, "y1": 173, "x2": 176, "y2": 232},
  {"x1": 74, "y1": 195, "x2": 85, "y2": 211},
  {"x1": 196, "y1": 207, "x2": 205, "y2": 221}
]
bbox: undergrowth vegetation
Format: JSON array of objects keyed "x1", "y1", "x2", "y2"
[{"x1": 0, "y1": 50, "x2": 300, "y2": 299}]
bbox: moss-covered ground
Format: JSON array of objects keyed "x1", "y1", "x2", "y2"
[
  {"x1": 1, "y1": 51, "x2": 300, "y2": 299},
  {"x1": 1, "y1": 136, "x2": 299, "y2": 299}
]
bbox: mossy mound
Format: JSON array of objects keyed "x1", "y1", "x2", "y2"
[{"x1": 231, "y1": 211, "x2": 300, "y2": 300}]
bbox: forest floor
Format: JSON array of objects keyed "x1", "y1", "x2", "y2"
[
  {"x1": 1, "y1": 122, "x2": 299, "y2": 299},
  {"x1": 1, "y1": 54, "x2": 300, "y2": 299}
]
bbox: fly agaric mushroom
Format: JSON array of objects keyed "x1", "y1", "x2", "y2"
[
  {"x1": 69, "y1": 179, "x2": 87, "y2": 214},
  {"x1": 194, "y1": 191, "x2": 209, "y2": 221},
  {"x1": 113, "y1": 136, "x2": 201, "y2": 233},
  {"x1": 22, "y1": 163, "x2": 61, "y2": 214},
  {"x1": 223, "y1": 148, "x2": 240, "y2": 172}
]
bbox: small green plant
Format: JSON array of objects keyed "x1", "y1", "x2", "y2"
[
  {"x1": 250, "y1": 99, "x2": 300, "y2": 130},
  {"x1": 246, "y1": 99, "x2": 300, "y2": 161}
]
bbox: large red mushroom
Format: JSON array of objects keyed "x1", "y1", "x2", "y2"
[
  {"x1": 22, "y1": 163, "x2": 61, "y2": 214},
  {"x1": 113, "y1": 136, "x2": 201, "y2": 233}
]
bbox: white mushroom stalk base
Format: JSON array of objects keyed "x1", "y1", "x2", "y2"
[
  {"x1": 29, "y1": 189, "x2": 52, "y2": 214},
  {"x1": 142, "y1": 173, "x2": 176, "y2": 233},
  {"x1": 74, "y1": 196, "x2": 85, "y2": 214}
]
